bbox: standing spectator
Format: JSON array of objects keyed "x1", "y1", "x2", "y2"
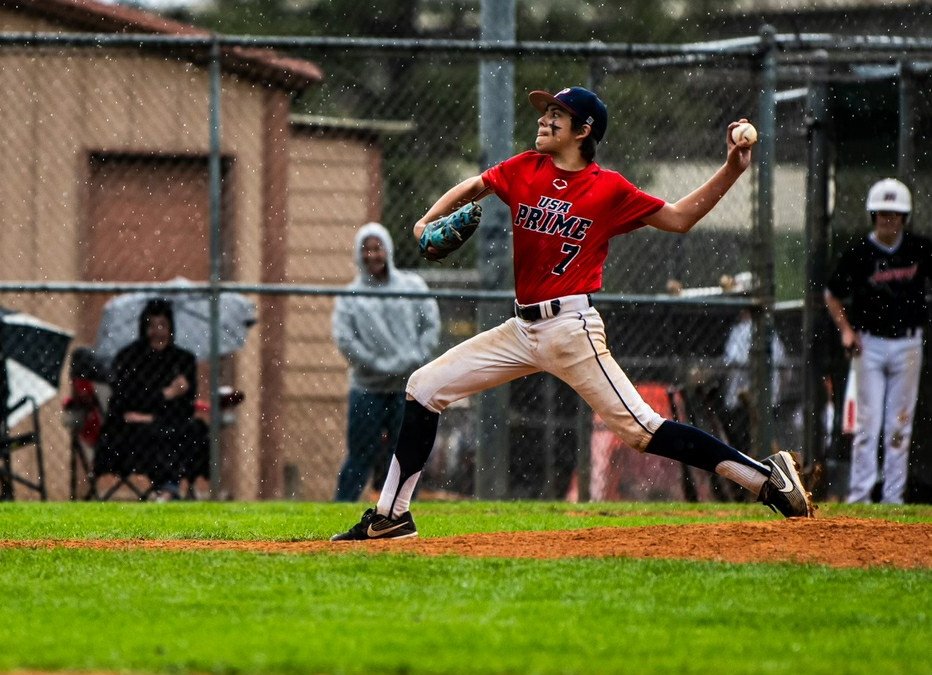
[
  {"x1": 722, "y1": 308, "x2": 787, "y2": 451},
  {"x1": 723, "y1": 309, "x2": 787, "y2": 411},
  {"x1": 824, "y1": 178, "x2": 932, "y2": 504},
  {"x1": 332, "y1": 222, "x2": 441, "y2": 502}
]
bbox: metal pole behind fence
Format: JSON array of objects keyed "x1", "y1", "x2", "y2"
[
  {"x1": 803, "y1": 77, "x2": 831, "y2": 493},
  {"x1": 753, "y1": 25, "x2": 777, "y2": 458},
  {"x1": 570, "y1": 62, "x2": 609, "y2": 504},
  {"x1": 898, "y1": 61, "x2": 916, "y2": 189},
  {"x1": 208, "y1": 39, "x2": 223, "y2": 497},
  {"x1": 475, "y1": 0, "x2": 515, "y2": 500}
]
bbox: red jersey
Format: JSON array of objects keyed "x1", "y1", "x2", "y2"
[{"x1": 481, "y1": 151, "x2": 664, "y2": 304}]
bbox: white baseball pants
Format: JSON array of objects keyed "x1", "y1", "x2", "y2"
[
  {"x1": 847, "y1": 330, "x2": 923, "y2": 504},
  {"x1": 406, "y1": 296, "x2": 665, "y2": 452}
]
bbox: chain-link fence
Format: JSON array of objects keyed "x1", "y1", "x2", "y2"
[{"x1": 2, "y1": 25, "x2": 932, "y2": 503}]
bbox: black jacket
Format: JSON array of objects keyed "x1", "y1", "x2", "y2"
[{"x1": 107, "y1": 340, "x2": 196, "y2": 425}]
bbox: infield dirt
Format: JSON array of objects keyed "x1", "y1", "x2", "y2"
[{"x1": 2, "y1": 517, "x2": 929, "y2": 569}]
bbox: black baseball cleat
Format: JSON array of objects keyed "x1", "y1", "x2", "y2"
[
  {"x1": 758, "y1": 451, "x2": 815, "y2": 518},
  {"x1": 330, "y1": 507, "x2": 418, "y2": 541}
]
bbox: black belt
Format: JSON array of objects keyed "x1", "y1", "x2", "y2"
[
  {"x1": 865, "y1": 327, "x2": 921, "y2": 339},
  {"x1": 515, "y1": 300, "x2": 560, "y2": 321},
  {"x1": 514, "y1": 295, "x2": 592, "y2": 322}
]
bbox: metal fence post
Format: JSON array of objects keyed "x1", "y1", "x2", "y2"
[
  {"x1": 569, "y1": 59, "x2": 610, "y2": 504},
  {"x1": 752, "y1": 25, "x2": 777, "y2": 458},
  {"x1": 803, "y1": 75, "x2": 830, "y2": 489},
  {"x1": 208, "y1": 38, "x2": 223, "y2": 497},
  {"x1": 898, "y1": 61, "x2": 916, "y2": 190},
  {"x1": 474, "y1": 0, "x2": 515, "y2": 499}
]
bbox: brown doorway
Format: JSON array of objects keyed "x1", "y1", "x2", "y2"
[{"x1": 80, "y1": 153, "x2": 232, "y2": 345}]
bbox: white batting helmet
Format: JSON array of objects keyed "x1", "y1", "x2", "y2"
[{"x1": 866, "y1": 178, "x2": 912, "y2": 214}]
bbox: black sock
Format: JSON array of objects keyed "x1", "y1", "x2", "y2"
[
  {"x1": 644, "y1": 420, "x2": 768, "y2": 475},
  {"x1": 394, "y1": 399, "x2": 440, "y2": 479},
  {"x1": 378, "y1": 399, "x2": 440, "y2": 518}
]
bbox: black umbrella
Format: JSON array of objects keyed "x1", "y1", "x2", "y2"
[{"x1": 0, "y1": 308, "x2": 73, "y2": 427}]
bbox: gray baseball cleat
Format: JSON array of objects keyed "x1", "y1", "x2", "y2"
[
  {"x1": 758, "y1": 451, "x2": 815, "y2": 518},
  {"x1": 330, "y1": 507, "x2": 418, "y2": 541}
]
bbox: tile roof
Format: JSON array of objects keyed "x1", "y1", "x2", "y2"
[{"x1": 1, "y1": 0, "x2": 323, "y2": 92}]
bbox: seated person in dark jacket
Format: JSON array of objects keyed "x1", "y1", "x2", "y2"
[{"x1": 94, "y1": 298, "x2": 201, "y2": 499}]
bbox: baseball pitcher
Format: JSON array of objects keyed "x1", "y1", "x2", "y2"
[{"x1": 333, "y1": 86, "x2": 814, "y2": 541}]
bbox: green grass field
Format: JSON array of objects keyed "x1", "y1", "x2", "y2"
[{"x1": 0, "y1": 501, "x2": 929, "y2": 674}]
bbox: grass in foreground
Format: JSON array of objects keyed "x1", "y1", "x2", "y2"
[{"x1": 0, "y1": 501, "x2": 929, "y2": 674}]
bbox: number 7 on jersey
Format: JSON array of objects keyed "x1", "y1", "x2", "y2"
[{"x1": 552, "y1": 243, "x2": 581, "y2": 275}]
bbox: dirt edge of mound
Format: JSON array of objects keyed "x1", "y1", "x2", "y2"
[{"x1": 2, "y1": 517, "x2": 929, "y2": 569}]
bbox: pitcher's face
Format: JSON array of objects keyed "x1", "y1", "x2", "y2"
[{"x1": 535, "y1": 105, "x2": 576, "y2": 154}]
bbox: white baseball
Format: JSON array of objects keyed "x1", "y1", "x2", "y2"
[{"x1": 731, "y1": 122, "x2": 758, "y2": 147}]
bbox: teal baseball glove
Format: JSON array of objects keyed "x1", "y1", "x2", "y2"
[{"x1": 418, "y1": 202, "x2": 482, "y2": 262}]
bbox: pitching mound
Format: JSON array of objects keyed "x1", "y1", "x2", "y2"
[{"x1": 2, "y1": 517, "x2": 929, "y2": 569}]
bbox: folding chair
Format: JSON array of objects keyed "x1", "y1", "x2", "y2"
[
  {"x1": 0, "y1": 307, "x2": 71, "y2": 500},
  {"x1": 97, "y1": 469, "x2": 157, "y2": 501},
  {"x1": 66, "y1": 404, "x2": 159, "y2": 501},
  {"x1": 63, "y1": 347, "x2": 160, "y2": 501},
  {"x1": 65, "y1": 346, "x2": 246, "y2": 502},
  {"x1": 63, "y1": 377, "x2": 100, "y2": 500},
  {"x1": 0, "y1": 395, "x2": 47, "y2": 501},
  {"x1": 63, "y1": 347, "x2": 107, "y2": 500}
]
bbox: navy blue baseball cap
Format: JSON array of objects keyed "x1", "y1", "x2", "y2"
[{"x1": 529, "y1": 86, "x2": 608, "y2": 143}]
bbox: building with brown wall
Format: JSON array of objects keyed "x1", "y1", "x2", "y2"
[{"x1": 0, "y1": 0, "x2": 378, "y2": 500}]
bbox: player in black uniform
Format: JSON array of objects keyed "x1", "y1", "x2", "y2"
[{"x1": 825, "y1": 178, "x2": 932, "y2": 503}]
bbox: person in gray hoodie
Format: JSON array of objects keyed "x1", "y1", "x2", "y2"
[{"x1": 331, "y1": 222, "x2": 441, "y2": 501}]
